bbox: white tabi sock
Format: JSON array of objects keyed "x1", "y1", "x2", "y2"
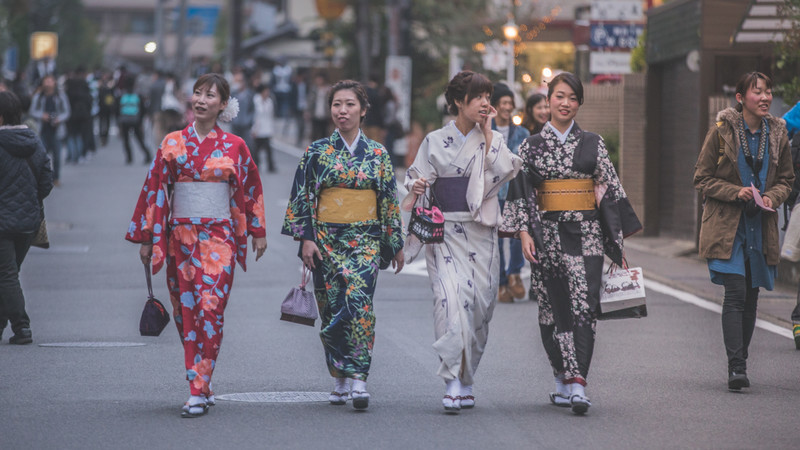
[
  {"x1": 570, "y1": 383, "x2": 586, "y2": 398},
  {"x1": 351, "y1": 379, "x2": 367, "y2": 393},
  {"x1": 554, "y1": 374, "x2": 570, "y2": 397},
  {"x1": 334, "y1": 377, "x2": 350, "y2": 394},
  {"x1": 445, "y1": 378, "x2": 462, "y2": 398}
]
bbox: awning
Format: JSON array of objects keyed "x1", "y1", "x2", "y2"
[{"x1": 733, "y1": 0, "x2": 792, "y2": 43}]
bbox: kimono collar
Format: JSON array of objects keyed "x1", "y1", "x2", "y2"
[
  {"x1": 546, "y1": 120, "x2": 575, "y2": 144},
  {"x1": 191, "y1": 121, "x2": 221, "y2": 144},
  {"x1": 447, "y1": 120, "x2": 479, "y2": 148},
  {"x1": 447, "y1": 121, "x2": 486, "y2": 173},
  {"x1": 334, "y1": 128, "x2": 363, "y2": 156}
]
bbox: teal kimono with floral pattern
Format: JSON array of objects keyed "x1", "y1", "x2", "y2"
[{"x1": 282, "y1": 130, "x2": 403, "y2": 380}]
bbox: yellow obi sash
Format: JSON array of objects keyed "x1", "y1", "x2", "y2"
[
  {"x1": 537, "y1": 179, "x2": 596, "y2": 211},
  {"x1": 317, "y1": 187, "x2": 378, "y2": 223}
]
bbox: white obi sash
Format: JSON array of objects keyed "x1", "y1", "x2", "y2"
[{"x1": 171, "y1": 182, "x2": 231, "y2": 219}]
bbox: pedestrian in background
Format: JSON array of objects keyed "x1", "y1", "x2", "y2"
[
  {"x1": 501, "y1": 72, "x2": 641, "y2": 414},
  {"x1": 307, "y1": 73, "x2": 330, "y2": 142},
  {"x1": 405, "y1": 71, "x2": 522, "y2": 413},
  {"x1": 29, "y1": 74, "x2": 70, "y2": 185},
  {"x1": 230, "y1": 70, "x2": 255, "y2": 150},
  {"x1": 491, "y1": 83, "x2": 530, "y2": 303},
  {"x1": 116, "y1": 81, "x2": 151, "y2": 165},
  {"x1": 252, "y1": 83, "x2": 276, "y2": 173},
  {"x1": 282, "y1": 80, "x2": 404, "y2": 411},
  {"x1": 291, "y1": 69, "x2": 308, "y2": 146},
  {"x1": 0, "y1": 91, "x2": 54, "y2": 345},
  {"x1": 694, "y1": 72, "x2": 793, "y2": 389},
  {"x1": 521, "y1": 93, "x2": 549, "y2": 135},
  {"x1": 127, "y1": 73, "x2": 268, "y2": 418},
  {"x1": 362, "y1": 74, "x2": 385, "y2": 143},
  {"x1": 64, "y1": 67, "x2": 93, "y2": 164},
  {"x1": 97, "y1": 71, "x2": 115, "y2": 147}
]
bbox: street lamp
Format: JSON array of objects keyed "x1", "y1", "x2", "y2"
[{"x1": 502, "y1": 19, "x2": 518, "y2": 87}]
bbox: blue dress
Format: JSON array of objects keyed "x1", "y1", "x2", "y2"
[{"x1": 708, "y1": 121, "x2": 775, "y2": 290}]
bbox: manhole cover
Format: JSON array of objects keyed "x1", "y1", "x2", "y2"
[
  {"x1": 216, "y1": 392, "x2": 329, "y2": 403},
  {"x1": 39, "y1": 342, "x2": 147, "y2": 348}
]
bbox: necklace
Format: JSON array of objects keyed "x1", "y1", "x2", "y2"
[{"x1": 735, "y1": 115, "x2": 768, "y2": 189}]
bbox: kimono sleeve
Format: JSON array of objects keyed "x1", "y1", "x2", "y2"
[
  {"x1": 404, "y1": 134, "x2": 438, "y2": 191},
  {"x1": 125, "y1": 148, "x2": 172, "y2": 274},
  {"x1": 377, "y1": 148, "x2": 404, "y2": 269},
  {"x1": 281, "y1": 146, "x2": 318, "y2": 241},
  {"x1": 239, "y1": 142, "x2": 267, "y2": 238},
  {"x1": 500, "y1": 138, "x2": 543, "y2": 251},
  {"x1": 482, "y1": 131, "x2": 523, "y2": 199},
  {"x1": 593, "y1": 136, "x2": 642, "y2": 265}
]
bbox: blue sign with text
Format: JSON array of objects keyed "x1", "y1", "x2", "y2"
[{"x1": 590, "y1": 24, "x2": 644, "y2": 49}]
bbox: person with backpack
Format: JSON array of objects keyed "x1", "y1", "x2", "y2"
[{"x1": 117, "y1": 81, "x2": 152, "y2": 165}]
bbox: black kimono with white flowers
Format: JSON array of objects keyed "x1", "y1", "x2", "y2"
[{"x1": 501, "y1": 123, "x2": 641, "y2": 384}]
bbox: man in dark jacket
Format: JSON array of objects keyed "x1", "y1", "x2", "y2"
[{"x1": 0, "y1": 91, "x2": 54, "y2": 344}]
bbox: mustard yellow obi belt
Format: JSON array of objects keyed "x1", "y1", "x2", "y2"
[
  {"x1": 317, "y1": 187, "x2": 378, "y2": 223},
  {"x1": 537, "y1": 179, "x2": 596, "y2": 211}
]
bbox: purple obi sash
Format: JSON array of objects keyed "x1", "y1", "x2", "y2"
[{"x1": 432, "y1": 177, "x2": 470, "y2": 212}]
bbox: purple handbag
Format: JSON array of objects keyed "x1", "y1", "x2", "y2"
[{"x1": 280, "y1": 265, "x2": 318, "y2": 327}]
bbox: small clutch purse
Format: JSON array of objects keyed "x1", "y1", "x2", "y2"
[
  {"x1": 139, "y1": 263, "x2": 170, "y2": 336},
  {"x1": 280, "y1": 265, "x2": 319, "y2": 327}
]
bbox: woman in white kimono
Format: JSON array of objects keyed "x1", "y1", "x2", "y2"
[{"x1": 405, "y1": 71, "x2": 522, "y2": 413}]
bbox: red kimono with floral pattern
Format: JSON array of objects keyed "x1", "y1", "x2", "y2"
[{"x1": 126, "y1": 124, "x2": 266, "y2": 396}]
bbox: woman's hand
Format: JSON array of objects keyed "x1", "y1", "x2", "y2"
[
  {"x1": 762, "y1": 195, "x2": 773, "y2": 209},
  {"x1": 301, "y1": 239, "x2": 323, "y2": 269},
  {"x1": 737, "y1": 186, "x2": 754, "y2": 202},
  {"x1": 140, "y1": 243, "x2": 153, "y2": 265},
  {"x1": 519, "y1": 231, "x2": 538, "y2": 263},
  {"x1": 392, "y1": 249, "x2": 405, "y2": 274},
  {"x1": 252, "y1": 236, "x2": 267, "y2": 261},
  {"x1": 412, "y1": 178, "x2": 428, "y2": 195},
  {"x1": 480, "y1": 105, "x2": 497, "y2": 153}
]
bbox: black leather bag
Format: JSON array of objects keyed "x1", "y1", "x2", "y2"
[{"x1": 139, "y1": 263, "x2": 170, "y2": 336}]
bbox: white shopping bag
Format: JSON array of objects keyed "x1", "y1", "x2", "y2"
[
  {"x1": 781, "y1": 208, "x2": 800, "y2": 262},
  {"x1": 599, "y1": 266, "x2": 647, "y2": 319}
]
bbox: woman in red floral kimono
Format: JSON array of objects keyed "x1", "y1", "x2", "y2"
[{"x1": 126, "y1": 73, "x2": 267, "y2": 418}]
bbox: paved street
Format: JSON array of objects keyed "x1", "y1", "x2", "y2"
[{"x1": 1, "y1": 134, "x2": 799, "y2": 449}]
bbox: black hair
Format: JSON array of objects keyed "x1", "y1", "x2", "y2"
[
  {"x1": 0, "y1": 91, "x2": 23, "y2": 125},
  {"x1": 327, "y1": 80, "x2": 370, "y2": 121},
  {"x1": 491, "y1": 83, "x2": 514, "y2": 107},
  {"x1": 193, "y1": 73, "x2": 231, "y2": 103},
  {"x1": 522, "y1": 93, "x2": 548, "y2": 133},
  {"x1": 735, "y1": 72, "x2": 772, "y2": 113},
  {"x1": 445, "y1": 71, "x2": 493, "y2": 116},
  {"x1": 547, "y1": 72, "x2": 584, "y2": 105}
]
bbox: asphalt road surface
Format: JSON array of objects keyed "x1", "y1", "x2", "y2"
[{"x1": 1, "y1": 137, "x2": 798, "y2": 449}]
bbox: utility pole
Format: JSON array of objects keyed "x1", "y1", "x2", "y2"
[
  {"x1": 176, "y1": 0, "x2": 188, "y2": 81},
  {"x1": 356, "y1": 0, "x2": 370, "y2": 81},
  {"x1": 229, "y1": 0, "x2": 242, "y2": 71},
  {"x1": 154, "y1": 0, "x2": 165, "y2": 71}
]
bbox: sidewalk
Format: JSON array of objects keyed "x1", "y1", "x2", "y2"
[{"x1": 624, "y1": 235, "x2": 797, "y2": 329}]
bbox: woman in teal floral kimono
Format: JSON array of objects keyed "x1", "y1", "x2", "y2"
[{"x1": 282, "y1": 80, "x2": 404, "y2": 410}]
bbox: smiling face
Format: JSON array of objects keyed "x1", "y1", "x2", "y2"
[
  {"x1": 456, "y1": 91, "x2": 491, "y2": 125},
  {"x1": 330, "y1": 88, "x2": 365, "y2": 134},
  {"x1": 737, "y1": 77, "x2": 772, "y2": 121},
  {"x1": 192, "y1": 83, "x2": 227, "y2": 124},
  {"x1": 495, "y1": 95, "x2": 514, "y2": 123},
  {"x1": 531, "y1": 98, "x2": 550, "y2": 126},
  {"x1": 548, "y1": 81, "x2": 579, "y2": 128}
]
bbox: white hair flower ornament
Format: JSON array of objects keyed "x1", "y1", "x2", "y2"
[{"x1": 218, "y1": 97, "x2": 239, "y2": 123}]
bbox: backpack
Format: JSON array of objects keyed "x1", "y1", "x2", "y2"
[{"x1": 119, "y1": 93, "x2": 141, "y2": 124}]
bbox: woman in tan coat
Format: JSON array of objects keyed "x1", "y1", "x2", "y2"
[{"x1": 694, "y1": 72, "x2": 793, "y2": 391}]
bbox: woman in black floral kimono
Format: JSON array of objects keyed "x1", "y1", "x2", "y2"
[{"x1": 501, "y1": 73, "x2": 641, "y2": 415}]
